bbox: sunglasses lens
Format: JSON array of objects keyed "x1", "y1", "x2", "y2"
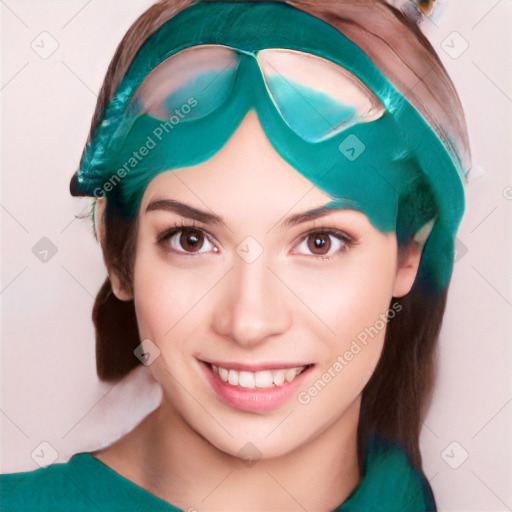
[
  {"x1": 129, "y1": 45, "x2": 239, "y2": 121},
  {"x1": 258, "y1": 49, "x2": 384, "y2": 142},
  {"x1": 124, "y1": 45, "x2": 385, "y2": 144}
]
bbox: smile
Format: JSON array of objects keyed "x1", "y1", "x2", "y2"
[
  {"x1": 212, "y1": 364, "x2": 307, "y2": 389},
  {"x1": 200, "y1": 361, "x2": 313, "y2": 412}
]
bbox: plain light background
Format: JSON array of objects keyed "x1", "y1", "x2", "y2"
[{"x1": 1, "y1": 1, "x2": 511, "y2": 510}]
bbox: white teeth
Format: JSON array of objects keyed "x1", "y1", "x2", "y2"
[
  {"x1": 255, "y1": 370, "x2": 273, "y2": 388},
  {"x1": 211, "y1": 364, "x2": 306, "y2": 389},
  {"x1": 272, "y1": 370, "x2": 285, "y2": 386},
  {"x1": 228, "y1": 369, "x2": 239, "y2": 386},
  {"x1": 218, "y1": 367, "x2": 229, "y2": 382},
  {"x1": 239, "y1": 371, "x2": 255, "y2": 389},
  {"x1": 286, "y1": 368, "x2": 297, "y2": 382}
]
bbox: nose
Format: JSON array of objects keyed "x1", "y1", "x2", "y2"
[{"x1": 212, "y1": 257, "x2": 292, "y2": 347}]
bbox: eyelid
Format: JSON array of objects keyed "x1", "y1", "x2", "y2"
[
  {"x1": 298, "y1": 221, "x2": 358, "y2": 242},
  {"x1": 156, "y1": 221, "x2": 220, "y2": 254},
  {"x1": 291, "y1": 226, "x2": 357, "y2": 258},
  {"x1": 157, "y1": 220, "x2": 198, "y2": 242}
]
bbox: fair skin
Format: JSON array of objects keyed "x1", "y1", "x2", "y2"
[{"x1": 93, "y1": 112, "x2": 424, "y2": 512}]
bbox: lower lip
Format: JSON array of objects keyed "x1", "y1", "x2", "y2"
[{"x1": 200, "y1": 362, "x2": 311, "y2": 412}]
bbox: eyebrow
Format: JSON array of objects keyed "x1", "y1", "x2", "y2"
[
  {"x1": 146, "y1": 199, "x2": 223, "y2": 224},
  {"x1": 280, "y1": 206, "x2": 341, "y2": 229},
  {"x1": 146, "y1": 199, "x2": 346, "y2": 228}
]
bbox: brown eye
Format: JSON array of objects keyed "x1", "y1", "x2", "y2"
[
  {"x1": 307, "y1": 233, "x2": 331, "y2": 255},
  {"x1": 294, "y1": 230, "x2": 353, "y2": 259},
  {"x1": 159, "y1": 226, "x2": 218, "y2": 255},
  {"x1": 179, "y1": 228, "x2": 205, "y2": 252}
]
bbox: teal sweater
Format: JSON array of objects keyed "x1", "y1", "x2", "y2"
[{"x1": 0, "y1": 435, "x2": 435, "y2": 511}]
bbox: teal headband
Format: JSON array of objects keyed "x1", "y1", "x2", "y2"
[{"x1": 70, "y1": 1, "x2": 467, "y2": 291}]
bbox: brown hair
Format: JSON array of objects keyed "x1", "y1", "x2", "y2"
[{"x1": 80, "y1": 0, "x2": 468, "y2": 469}]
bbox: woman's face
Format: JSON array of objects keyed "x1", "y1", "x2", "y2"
[{"x1": 129, "y1": 111, "x2": 417, "y2": 459}]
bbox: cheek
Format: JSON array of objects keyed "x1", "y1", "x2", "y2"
[
  {"x1": 289, "y1": 237, "x2": 398, "y2": 408},
  {"x1": 294, "y1": 259, "x2": 397, "y2": 415},
  {"x1": 131, "y1": 246, "x2": 209, "y2": 394},
  {"x1": 288, "y1": 240, "x2": 397, "y2": 342},
  {"x1": 131, "y1": 238, "x2": 222, "y2": 343},
  {"x1": 132, "y1": 251, "x2": 170, "y2": 340}
]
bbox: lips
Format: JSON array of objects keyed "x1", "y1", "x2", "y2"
[{"x1": 200, "y1": 360, "x2": 313, "y2": 412}]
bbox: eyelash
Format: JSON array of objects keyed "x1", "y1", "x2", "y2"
[
  {"x1": 156, "y1": 221, "x2": 356, "y2": 260},
  {"x1": 294, "y1": 228, "x2": 356, "y2": 260},
  {"x1": 156, "y1": 220, "x2": 217, "y2": 256}
]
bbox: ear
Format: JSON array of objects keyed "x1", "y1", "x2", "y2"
[
  {"x1": 94, "y1": 198, "x2": 133, "y2": 301},
  {"x1": 393, "y1": 219, "x2": 434, "y2": 298}
]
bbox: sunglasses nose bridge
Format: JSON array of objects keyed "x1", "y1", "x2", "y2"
[{"x1": 233, "y1": 51, "x2": 270, "y2": 107}]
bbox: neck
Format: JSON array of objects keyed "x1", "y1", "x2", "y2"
[{"x1": 96, "y1": 397, "x2": 361, "y2": 512}]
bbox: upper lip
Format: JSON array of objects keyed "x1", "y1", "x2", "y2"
[{"x1": 200, "y1": 359, "x2": 312, "y2": 372}]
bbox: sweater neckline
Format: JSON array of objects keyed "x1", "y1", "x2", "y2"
[
  {"x1": 70, "y1": 451, "x2": 180, "y2": 510},
  {"x1": 71, "y1": 434, "x2": 434, "y2": 511}
]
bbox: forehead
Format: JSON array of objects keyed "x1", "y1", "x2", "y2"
[
  {"x1": 140, "y1": 112, "x2": 380, "y2": 240},
  {"x1": 139, "y1": 111, "x2": 398, "y2": 239},
  {"x1": 140, "y1": 112, "x2": 333, "y2": 212}
]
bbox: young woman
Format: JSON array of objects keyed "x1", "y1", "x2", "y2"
[{"x1": 1, "y1": 1, "x2": 470, "y2": 510}]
